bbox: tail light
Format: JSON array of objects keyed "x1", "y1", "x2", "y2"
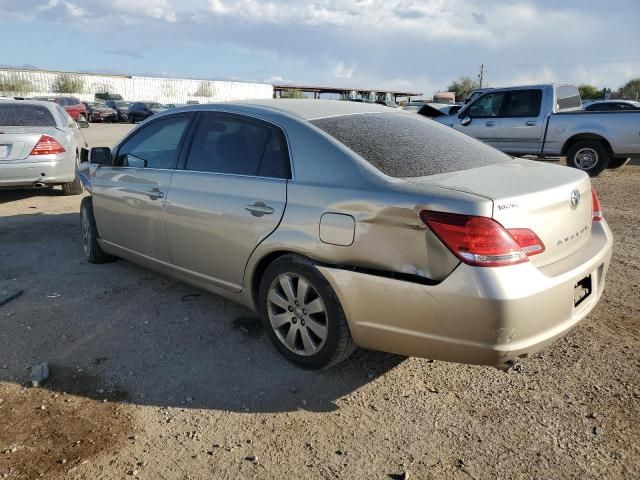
[
  {"x1": 591, "y1": 188, "x2": 602, "y2": 222},
  {"x1": 30, "y1": 135, "x2": 65, "y2": 155},
  {"x1": 419, "y1": 211, "x2": 545, "y2": 267}
]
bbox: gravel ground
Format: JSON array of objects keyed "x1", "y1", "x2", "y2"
[{"x1": 0, "y1": 124, "x2": 638, "y2": 479}]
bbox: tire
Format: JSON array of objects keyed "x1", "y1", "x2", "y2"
[
  {"x1": 61, "y1": 157, "x2": 84, "y2": 195},
  {"x1": 566, "y1": 141, "x2": 610, "y2": 177},
  {"x1": 258, "y1": 254, "x2": 357, "y2": 369},
  {"x1": 607, "y1": 157, "x2": 631, "y2": 169},
  {"x1": 80, "y1": 197, "x2": 116, "y2": 264},
  {"x1": 128, "y1": 114, "x2": 135, "y2": 124}
]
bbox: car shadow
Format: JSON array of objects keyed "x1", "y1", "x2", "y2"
[
  {"x1": 0, "y1": 211, "x2": 406, "y2": 413},
  {"x1": 0, "y1": 187, "x2": 65, "y2": 203}
]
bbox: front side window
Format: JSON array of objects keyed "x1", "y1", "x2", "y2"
[
  {"x1": 117, "y1": 115, "x2": 190, "y2": 169},
  {"x1": 502, "y1": 90, "x2": 542, "y2": 117},
  {"x1": 184, "y1": 114, "x2": 290, "y2": 178},
  {"x1": 467, "y1": 92, "x2": 506, "y2": 118}
]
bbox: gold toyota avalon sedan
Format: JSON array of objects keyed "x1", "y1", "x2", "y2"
[{"x1": 78, "y1": 100, "x2": 612, "y2": 369}]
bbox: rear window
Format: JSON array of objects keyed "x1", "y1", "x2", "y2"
[
  {"x1": 311, "y1": 112, "x2": 509, "y2": 178},
  {"x1": 0, "y1": 104, "x2": 57, "y2": 127}
]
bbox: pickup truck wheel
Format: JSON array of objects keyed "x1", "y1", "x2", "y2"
[
  {"x1": 607, "y1": 158, "x2": 630, "y2": 169},
  {"x1": 566, "y1": 141, "x2": 609, "y2": 176},
  {"x1": 80, "y1": 197, "x2": 116, "y2": 264},
  {"x1": 258, "y1": 254, "x2": 357, "y2": 369},
  {"x1": 61, "y1": 157, "x2": 84, "y2": 195}
]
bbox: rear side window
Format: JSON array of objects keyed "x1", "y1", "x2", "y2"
[
  {"x1": 185, "y1": 113, "x2": 290, "y2": 178},
  {"x1": 556, "y1": 86, "x2": 581, "y2": 111},
  {"x1": 503, "y1": 90, "x2": 542, "y2": 117},
  {"x1": 311, "y1": 112, "x2": 509, "y2": 178},
  {"x1": 117, "y1": 115, "x2": 190, "y2": 169},
  {"x1": 0, "y1": 104, "x2": 57, "y2": 126}
]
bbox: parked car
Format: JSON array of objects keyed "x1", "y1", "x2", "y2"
[
  {"x1": 127, "y1": 102, "x2": 168, "y2": 123},
  {"x1": 435, "y1": 84, "x2": 640, "y2": 175},
  {"x1": 104, "y1": 100, "x2": 132, "y2": 122},
  {"x1": 583, "y1": 100, "x2": 640, "y2": 111},
  {"x1": 79, "y1": 100, "x2": 612, "y2": 370},
  {"x1": 31, "y1": 96, "x2": 88, "y2": 122},
  {"x1": 83, "y1": 101, "x2": 117, "y2": 123},
  {"x1": 0, "y1": 100, "x2": 87, "y2": 194}
]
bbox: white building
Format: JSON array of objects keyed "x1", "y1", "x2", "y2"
[{"x1": 0, "y1": 68, "x2": 273, "y2": 104}]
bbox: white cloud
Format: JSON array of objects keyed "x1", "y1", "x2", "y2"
[{"x1": 333, "y1": 62, "x2": 356, "y2": 79}]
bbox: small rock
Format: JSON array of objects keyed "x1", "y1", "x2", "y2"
[
  {"x1": 370, "y1": 404, "x2": 380, "y2": 412},
  {"x1": 586, "y1": 412, "x2": 597, "y2": 419},
  {"x1": 244, "y1": 455, "x2": 258, "y2": 463},
  {"x1": 593, "y1": 426, "x2": 603, "y2": 436},
  {"x1": 335, "y1": 449, "x2": 344, "y2": 455}
]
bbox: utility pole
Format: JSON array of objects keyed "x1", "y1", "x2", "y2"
[{"x1": 478, "y1": 64, "x2": 485, "y2": 88}]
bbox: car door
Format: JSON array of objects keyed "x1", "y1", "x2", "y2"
[
  {"x1": 91, "y1": 113, "x2": 193, "y2": 262},
  {"x1": 497, "y1": 89, "x2": 544, "y2": 154},
  {"x1": 453, "y1": 91, "x2": 506, "y2": 148},
  {"x1": 164, "y1": 112, "x2": 290, "y2": 292}
]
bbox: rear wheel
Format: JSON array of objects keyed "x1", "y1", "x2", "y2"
[
  {"x1": 258, "y1": 254, "x2": 356, "y2": 369},
  {"x1": 607, "y1": 157, "x2": 630, "y2": 169},
  {"x1": 80, "y1": 197, "x2": 116, "y2": 263},
  {"x1": 566, "y1": 141, "x2": 610, "y2": 176},
  {"x1": 61, "y1": 156, "x2": 84, "y2": 195},
  {"x1": 128, "y1": 114, "x2": 135, "y2": 124}
]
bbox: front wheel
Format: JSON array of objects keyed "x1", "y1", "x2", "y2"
[
  {"x1": 566, "y1": 141, "x2": 610, "y2": 176},
  {"x1": 607, "y1": 157, "x2": 630, "y2": 169},
  {"x1": 80, "y1": 197, "x2": 116, "y2": 264},
  {"x1": 258, "y1": 254, "x2": 356, "y2": 369}
]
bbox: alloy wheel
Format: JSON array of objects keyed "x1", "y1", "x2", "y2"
[
  {"x1": 267, "y1": 273, "x2": 328, "y2": 356},
  {"x1": 575, "y1": 147, "x2": 598, "y2": 170}
]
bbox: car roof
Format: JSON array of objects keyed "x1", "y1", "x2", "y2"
[
  {"x1": 587, "y1": 100, "x2": 639, "y2": 104},
  {"x1": 220, "y1": 99, "x2": 397, "y2": 120},
  {"x1": 0, "y1": 99, "x2": 60, "y2": 109}
]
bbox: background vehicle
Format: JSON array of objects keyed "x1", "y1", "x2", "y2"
[
  {"x1": 95, "y1": 92, "x2": 123, "y2": 103},
  {"x1": 83, "y1": 101, "x2": 117, "y2": 123},
  {"x1": 31, "y1": 95, "x2": 88, "y2": 122},
  {"x1": 0, "y1": 100, "x2": 87, "y2": 194},
  {"x1": 127, "y1": 101, "x2": 168, "y2": 123},
  {"x1": 584, "y1": 100, "x2": 640, "y2": 111},
  {"x1": 374, "y1": 99, "x2": 399, "y2": 108},
  {"x1": 80, "y1": 100, "x2": 611, "y2": 370},
  {"x1": 435, "y1": 84, "x2": 640, "y2": 175},
  {"x1": 104, "y1": 100, "x2": 131, "y2": 122},
  {"x1": 401, "y1": 101, "x2": 426, "y2": 112}
]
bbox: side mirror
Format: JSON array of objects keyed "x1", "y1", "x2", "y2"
[
  {"x1": 90, "y1": 147, "x2": 112, "y2": 166},
  {"x1": 76, "y1": 119, "x2": 90, "y2": 129},
  {"x1": 460, "y1": 116, "x2": 472, "y2": 126}
]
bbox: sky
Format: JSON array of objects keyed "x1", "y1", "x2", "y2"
[{"x1": 0, "y1": 0, "x2": 638, "y2": 96}]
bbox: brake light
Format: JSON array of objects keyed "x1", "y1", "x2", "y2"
[
  {"x1": 30, "y1": 135, "x2": 65, "y2": 155},
  {"x1": 591, "y1": 188, "x2": 602, "y2": 222},
  {"x1": 419, "y1": 211, "x2": 544, "y2": 267}
]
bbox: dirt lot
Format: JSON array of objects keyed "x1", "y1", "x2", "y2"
[{"x1": 0, "y1": 124, "x2": 638, "y2": 479}]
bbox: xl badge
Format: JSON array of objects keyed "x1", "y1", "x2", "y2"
[{"x1": 570, "y1": 189, "x2": 581, "y2": 209}]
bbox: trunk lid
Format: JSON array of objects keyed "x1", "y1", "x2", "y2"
[
  {"x1": 405, "y1": 158, "x2": 593, "y2": 267},
  {"x1": 0, "y1": 127, "x2": 64, "y2": 160}
]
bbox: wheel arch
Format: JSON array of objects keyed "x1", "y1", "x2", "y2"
[
  {"x1": 561, "y1": 133, "x2": 613, "y2": 157},
  {"x1": 249, "y1": 250, "x2": 303, "y2": 309}
]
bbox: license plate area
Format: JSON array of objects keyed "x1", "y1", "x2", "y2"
[{"x1": 574, "y1": 274, "x2": 592, "y2": 307}]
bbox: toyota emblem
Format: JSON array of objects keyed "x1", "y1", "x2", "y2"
[{"x1": 570, "y1": 189, "x2": 581, "y2": 209}]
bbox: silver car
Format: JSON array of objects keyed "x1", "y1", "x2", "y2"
[
  {"x1": 0, "y1": 100, "x2": 87, "y2": 194},
  {"x1": 79, "y1": 100, "x2": 613, "y2": 369}
]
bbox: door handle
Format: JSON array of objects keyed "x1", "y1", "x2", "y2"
[
  {"x1": 146, "y1": 187, "x2": 165, "y2": 200},
  {"x1": 525, "y1": 121, "x2": 537, "y2": 126},
  {"x1": 245, "y1": 201, "x2": 274, "y2": 217},
  {"x1": 485, "y1": 121, "x2": 495, "y2": 127}
]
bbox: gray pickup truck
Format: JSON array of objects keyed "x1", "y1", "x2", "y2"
[{"x1": 433, "y1": 84, "x2": 640, "y2": 176}]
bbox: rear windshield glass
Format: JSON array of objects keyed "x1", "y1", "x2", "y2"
[
  {"x1": 0, "y1": 104, "x2": 57, "y2": 127},
  {"x1": 311, "y1": 112, "x2": 509, "y2": 177}
]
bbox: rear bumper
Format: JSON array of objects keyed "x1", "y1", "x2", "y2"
[
  {"x1": 319, "y1": 220, "x2": 613, "y2": 367},
  {"x1": 0, "y1": 154, "x2": 76, "y2": 187}
]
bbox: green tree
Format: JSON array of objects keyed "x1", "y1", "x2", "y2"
[
  {"x1": 446, "y1": 76, "x2": 480, "y2": 102},
  {"x1": 620, "y1": 78, "x2": 640, "y2": 100},
  {"x1": 578, "y1": 84, "x2": 601, "y2": 100},
  {"x1": 280, "y1": 88, "x2": 305, "y2": 99},
  {"x1": 52, "y1": 74, "x2": 85, "y2": 93},
  {"x1": 194, "y1": 81, "x2": 213, "y2": 97},
  {"x1": 0, "y1": 74, "x2": 34, "y2": 94}
]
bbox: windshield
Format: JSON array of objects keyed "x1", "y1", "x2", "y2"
[
  {"x1": 311, "y1": 112, "x2": 509, "y2": 177},
  {"x1": 0, "y1": 104, "x2": 57, "y2": 126}
]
